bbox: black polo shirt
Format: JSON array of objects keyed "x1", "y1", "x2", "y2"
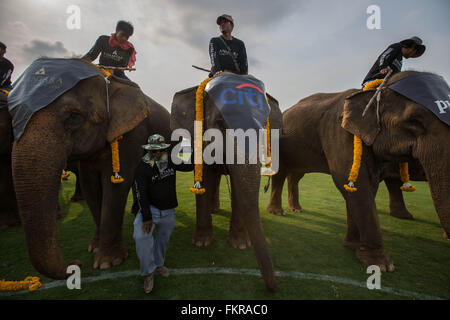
[
  {"x1": 83, "y1": 35, "x2": 133, "y2": 68},
  {"x1": 209, "y1": 36, "x2": 248, "y2": 75}
]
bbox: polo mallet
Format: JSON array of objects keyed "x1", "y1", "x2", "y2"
[{"x1": 192, "y1": 65, "x2": 211, "y2": 73}]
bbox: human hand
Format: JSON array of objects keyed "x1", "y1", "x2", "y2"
[
  {"x1": 380, "y1": 66, "x2": 391, "y2": 75},
  {"x1": 142, "y1": 220, "x2": 153, "y2": 234}
]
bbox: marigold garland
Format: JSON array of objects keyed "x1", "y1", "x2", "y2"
[
  {"x1": 345, "y1": 78, "x2": 415, "y2": 193},
  {"x1": 61, "y1": 163, "x2": 70, "y2": 180},
  {"x1": 344, "y1": 135, "x2": 363, "y2": 192},
  {"x1": 0, "y1": 276, "x2": 42, "y2": 292},
  {"x1": 189, "y1": 77, "x2": 212, "y2": 195},
  {"x1": 399, "y1": 162, "x2": 416, "y2": 192},
  {"x1": 0, "y1": 89, "x2": 10, "y2": 95},
  {"x1": 111, "y1": 136, "x2": 124, "y2": 184},
  {"x1": 363, "y1": 78, "x2": 384, "y2": 91}
]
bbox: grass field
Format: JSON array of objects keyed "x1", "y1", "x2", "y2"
[{"x1": 0, "y1": 171, "x2": 449, "y2": 300}]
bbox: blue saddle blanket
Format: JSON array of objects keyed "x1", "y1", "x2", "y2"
[
  {"x1": 205, "y1": 73, "x2": 271, "y2": 160},
  {"x1": 205, "y1": 73, "x2": 270, "y2": 131},
  {"x1": 388, "y1": 72, "x2": 450, "y2": 126},
  {"x1": 8, "y1": 58, "x2": 105, "y2": 140}
]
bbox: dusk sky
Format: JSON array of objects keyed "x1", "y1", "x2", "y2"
[{"x1": 0, "y1": 0, "x2": 449, "y2": 111}]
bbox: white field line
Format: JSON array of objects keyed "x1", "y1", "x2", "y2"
[{"x1": 0, "y1": 267, "x2": 444, "y2": 300}]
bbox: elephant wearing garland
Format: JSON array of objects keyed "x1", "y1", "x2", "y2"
[
  {"x1": 11, "y1": 59, "x2": 171, "y2": 279},
  {"x1": 171, "y1": 77, "x2": 282, "y2": 291},
  {"x1": 267, "y1": 71, "x2": 449, "y2": 271}
]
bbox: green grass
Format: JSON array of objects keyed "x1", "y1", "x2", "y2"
[{"x1": 0, "y1": 172, "x2": 449, "y2": 300}]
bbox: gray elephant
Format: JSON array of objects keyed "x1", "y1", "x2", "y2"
[
  {"x1": 268, "y1": 71, "x2": 449, "y2": 271},
  {"x1": 170, "y1": 73, "x2": 282, "y2": 291},
  {"x1": 10, "y1": 58, "x2": 171, "y2": 279}
]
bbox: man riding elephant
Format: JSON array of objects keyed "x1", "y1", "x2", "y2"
[
  {"x1": 82, "y1": 20, "x2": 136, "y2": 80},
  {"x1": 209, "y1": 14, "x2": 248, "y2": 77},
  {"x1": 0, "y1": 42, "x2": 13, "y2": 92},
  {"x1": 362, "y1": 36, "x2": 426, "y2": 88}
]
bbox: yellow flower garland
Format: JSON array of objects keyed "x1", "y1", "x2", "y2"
[
  {"x1": 399, "y1": 162, "x2": 416, "y2": 192},
  {"x1": 61, "y1": 164, "x2": 70, "y2": 180},
  {"x1": 111, "y1": 136, "x2": 124, "y2": 184},
  {"x1": 189, "y1": 77, "x2": 212, "y2": 195},
  {"x1": 344, "y1": 135, "x2": 363, "y2": 192},
  {"x1": 0, "y1": 89, "x2": 10, "y2": 95},
  {"x1": 0, "y1": 276, "x2": 42, "y2": 292},
  {"x1": 345, "y1": 78, "x2": 415, "y2": 193}
]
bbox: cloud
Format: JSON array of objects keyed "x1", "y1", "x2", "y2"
[{"x1": 21, "y1": 39, "x2": 75, "y2": 60}]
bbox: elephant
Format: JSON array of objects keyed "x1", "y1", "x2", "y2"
[
  {"x1": 10, "y1": 59, "x2": 171, "y2": 279},
  {"x1": 276, "y1": 157, "x2": 426, "y2": 220},
  {"x1": 170, "y1": 76, "x2": 282, "y2": 291},
  {"x1": 267, "y1": 71, "x2": 449, "y2": 272}
]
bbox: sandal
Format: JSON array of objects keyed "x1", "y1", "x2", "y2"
[{"x1": 143, "y1": 273, "x2": 154, "y2": 293}]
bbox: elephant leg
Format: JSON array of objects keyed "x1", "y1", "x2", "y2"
[
  {"x1": 0, "y1": 162, "x2": 20, "y2": 229},
  {"x1": 192, "y1": 165, "x2": 217, "y2": 247},
  {"x1": 266, "y1": 168, "x2": 287, "y2": 216},
  {"x1": 211, "y1": 174, "x2": 221, "y2": 213},
  {"x1": 78, "y1": 162, "x2": 102, "y2": 253},
  {"x1": 384, "y1": 178, "x2": 414, "y2": 220},
  {"x1": 228, "y1": 176, "x2": 251, "y2": 249},
  {"x1": 332, "y1": 171, "x2": 395, "y2": 273},
  {"x1": 70, "y1": 166, "x2": 84, "y2": 202},
  {"x1": 287, "y1": 172, "x2": 304, "y2": 213}
]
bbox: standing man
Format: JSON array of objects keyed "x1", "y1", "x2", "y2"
[
  {"x1": 0, "y1": 42, "x2": 14, "y2": 91},
  {"x1": 209, "y1": 14, "x2": 248, "y2": 77},
  {"x1": 362, "y1": 36, "x2": 426, "y2": 88},
  {"x1": 82, "y1": 20, "x2": 136, "y2": 80},
  {"x1": 133, "y1": 134, "x2": 193, "y2": 293}
]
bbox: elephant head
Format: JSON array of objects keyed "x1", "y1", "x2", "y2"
[
  {"x1": 11, "y1": 60, "x2": 151, "y2": 279},
  {"x1": 170, "y1": 76, "x2": 282, "y2": 291},
  {"x1": 342, "y1": 71, "x2": 450, "y2": 237}
]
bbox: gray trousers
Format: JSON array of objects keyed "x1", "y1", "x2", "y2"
[{"x1": 133, "y1": 205, "x2": 176, "y2": 276}]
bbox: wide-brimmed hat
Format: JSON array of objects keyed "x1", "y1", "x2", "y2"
[
  {"x1": 142, "y1": 134, "x2": 171, "y2": 151},
  {"x1": 400, "y1": 36, "x2": 426, "y2": 58},
  {"x1": 216, "y1": 14, "x2": 234, "y2": 25}
]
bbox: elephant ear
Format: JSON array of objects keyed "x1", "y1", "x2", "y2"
[
  {"x1": 106, "y1": 80, "x2": 150, "y2": 142},
  {"x1": 170, "y1": 86, "x2": 197, "y2": 137},
  {"x1": 267, "y1": 93, "x2": 283, "y2": 130},
  {"x1": 341, "y1": 89, "x2": 381, "y2": 146}
]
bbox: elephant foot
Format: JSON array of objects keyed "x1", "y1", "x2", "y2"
[
  {"x1": 192, "y1": 228, "x2": 214, "y2": 247},
  {"x1": 355, "y1": 247, "x2": 395, "y2": 273},
  {"x1": 227, "y1": 232, "x2": 251, "y2": 250},
  {"x1": 288, "y1": 203, "x2": 303, "y2": 213},
  {"x1": 444, "y1": 231, "x2": 449, "y2": 240},
  {"x1": 266, "y1": 204, "x2": 286, "y2": 216},
  {"x1": 70, "y1": 193, "x2": 84, "y2": 202},
  {"x1": 88, "y1": 236, "x2": 100, "y2": 253},
  {"x1": 390, "y1": 208, "x2": 414, "y2": 220},
  {"x1": 93, "y1": 242, "x2": 128, "y2": 270}
]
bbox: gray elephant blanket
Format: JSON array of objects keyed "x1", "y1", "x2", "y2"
[
  {"x1": 388, "y1": 72, "x2": 450, "y2": 126},
  {"x1": 8, "y1": 58, "x2": 105, "y2": 140}
]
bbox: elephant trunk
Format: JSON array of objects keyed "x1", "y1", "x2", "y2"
[
  {"x1": 12, "y1": 112, "x2": 71, "y2": 279},
  {"x1": 229, "y1": 164, "x2": 277, "y2": 291},
  {"x1": 417, "y1": 136, "x2": 450, "y2": 236}
]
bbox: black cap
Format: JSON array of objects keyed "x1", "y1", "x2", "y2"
[
  {"x1": 400, "y1": 36, "x2": 426, "y2": 58},
  {"x1": 216, "y1": 14, "x2": 234, "y2": 25}
]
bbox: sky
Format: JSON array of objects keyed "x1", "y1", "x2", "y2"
[{"x1": 0, "y1": 0, "x2": 449, "y2": 111}]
